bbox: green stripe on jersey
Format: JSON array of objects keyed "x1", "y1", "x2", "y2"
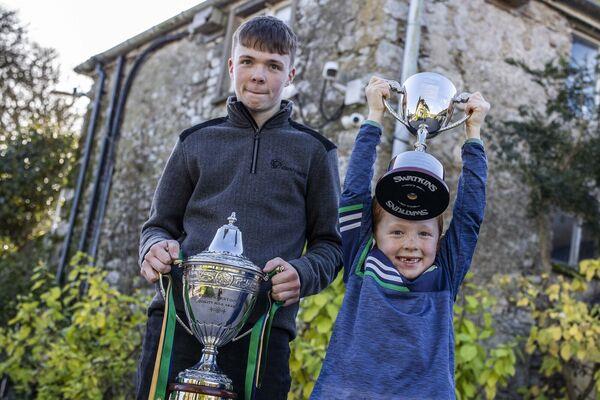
[
  {"x1": 339, "y1": 204, "x2": 363, "y2": 213},
  {"x1": 355, "y1": 236, "x2": 374, "y2": 276},
  {"x1": 364, "y1": 271, "x2": 410, "y2": 292}
]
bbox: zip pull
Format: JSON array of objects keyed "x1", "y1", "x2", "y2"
[{"x1": 251, "y1": 132, "x2": 260, "y2": 174}]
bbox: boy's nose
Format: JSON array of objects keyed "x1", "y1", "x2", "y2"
[
  {"x1": 401, "y1": 236, "x2": 418, "y2": 250},
  {"x1": 251, "y1": 68, "x2": 266, "y2": 83}
]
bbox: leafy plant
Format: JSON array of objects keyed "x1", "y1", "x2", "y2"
[
  {"x1": 454, "y1": 273, "x2": 516, "y2": 399},
  {"x1": 289, "y1": 274, "x2": 344, "y2": 399},
  {"x1": 0, "y1": 255, "x2": 147, "y2": 399},
  {"x1": 506, "y1": 259, "x2": 599, "y2": 400},
  {"x1": 0, "y1": 7, "x2": 77, "y2": 247},
  {"x1": 0, "y1": 6, "x2": 77, "y2": 327}
]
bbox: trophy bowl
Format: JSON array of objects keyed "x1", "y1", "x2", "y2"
[
  {"x1": 385, "y1": 71, "x2": 469, "y2": 139},
  {"x1": 169, "y1": 213, "x2": 264, "y2": 400}
]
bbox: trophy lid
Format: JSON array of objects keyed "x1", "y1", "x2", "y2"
[
  {"x1": 208, "y1": 212, "x2": 244, "y2": 255},
  {"x1": 184, "y1": 213, "x2": 262, "y2": 274}
]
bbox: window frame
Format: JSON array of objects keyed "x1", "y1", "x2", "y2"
[{"x1": 550, "y1": 33, "x2": 599, "y2": 267}]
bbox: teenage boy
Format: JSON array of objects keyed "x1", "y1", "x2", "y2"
[{"x1": 136, "y1": 16, "x2": 342, "y2": 400}]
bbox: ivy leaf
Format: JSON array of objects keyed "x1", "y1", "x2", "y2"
[{"x1": 460, "y1": 344, "x2": 478, "y2": 362}]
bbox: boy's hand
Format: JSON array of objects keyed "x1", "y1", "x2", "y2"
[
  {"x1": 141, "y1": 240, "x2": 179, "y2": 283},
  {"x1": 264, "y1": 257, "x2": 301, "y2": 307},
  {"x1": 365, "y1": 76, "x2": 391, "y2": 125},
  {"x1": 464, "y1": 92, "x2": 490, "y2": 139}
]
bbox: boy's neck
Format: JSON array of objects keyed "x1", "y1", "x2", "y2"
[{"x1": 248, "y1": 103, "x2": 281, "y2": 129}]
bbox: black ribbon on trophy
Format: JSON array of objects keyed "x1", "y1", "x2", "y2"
[
  {"x1": 149, "y1": 213, "x2": 283, "y2": 400},
  {"x1": 376, "y1": 72, "x2": 471, "y2": 220}
]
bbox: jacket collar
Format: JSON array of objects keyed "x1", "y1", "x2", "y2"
[{"x1": 227, "y1": 96, "x2": 293, "y2": 130}]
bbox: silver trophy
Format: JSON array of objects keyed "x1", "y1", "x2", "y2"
[
  {"x1": 168, "y1": 213, "x2": 264, "y2": 400},
  {"x1": 375, "y1": 72, "x2": 470, "y2": 220}
]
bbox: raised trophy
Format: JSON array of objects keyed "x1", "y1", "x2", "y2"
[
  {"x1": 166, "y1": 213, "x2": 266, "y2": 400},
  {"x1": 375, "y1": 72, "x2": 470, "y2": 220}
]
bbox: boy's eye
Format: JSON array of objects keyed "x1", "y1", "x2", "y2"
[
  {"x1": 391, "y1": 231, "x2": 404, "y2": 236},
  {"x1": 270, "y1": 64, "x2": 282, "y2": 70},
  {"x1": 419, "y1": 231, "x2": 432, "y2": 237},
  {"x1": 240, "y1": 59, "x2": 252, "y2": 65}
]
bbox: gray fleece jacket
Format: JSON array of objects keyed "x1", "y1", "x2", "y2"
[{"x1": 139, "y1": 97, "x2": 342, "y2": 338}]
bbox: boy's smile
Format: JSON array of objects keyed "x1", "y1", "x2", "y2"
[
  {"x1": 228, "y1": 44, "x2": 296, "y2": 127},
  {"x1": 374, "y1": 212, "x2": 440, "y2": 280}
]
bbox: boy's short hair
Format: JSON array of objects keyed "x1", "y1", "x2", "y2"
[
  {"x1": 232, "y1": 15, "x2": 298, "y2": 65},
  {"x1": 372, "y1": 198, "x2": 444, "y2": 240}
]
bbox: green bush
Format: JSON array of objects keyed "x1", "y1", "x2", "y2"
[
  {"x1": 0, "y1": 255, "x2": 147, "y2": 399},
  {"x1": 289, "y1": 272, "x2": 515, "y2": 399},
  {"x1": 506, "y1": 259, "x2": 600, "y2": 399},
  {"x1": 454, "y1": 274, "x2": 516, "y2": 399},
  {"x1": 289, "y1": 274, "x2": 344, "y2": 399}
]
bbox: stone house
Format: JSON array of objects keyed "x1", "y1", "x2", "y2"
[
  {"x1": 54, "y1": 0, "x2": 599, "y2": 395},
  {"x1": 71, "y1": 0, "x2": 600, "y2": 287},
  {"x1": 65, "y1": 0, "x2": 599, "y2": 287},
  {"x1": 58, "y1": 0, "x2": 598, "y2": 390}
]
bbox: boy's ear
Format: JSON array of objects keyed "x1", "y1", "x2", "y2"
[
  {"x1": 286, "y1": 66, "x2": 296, "y2": 86},
  {"x1": 228, "y1": 58, "x2": 234, "y2": 80}
]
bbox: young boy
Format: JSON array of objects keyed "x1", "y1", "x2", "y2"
[
  {"x1": 311, "y1": 77, "x2": 490, "y2": 399},
  {"x1": 137, "y1": 16, "x2": 342, "y2": 400}
]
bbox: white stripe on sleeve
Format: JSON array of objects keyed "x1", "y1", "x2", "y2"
[
  {"x1": 339, "y1": 212, "x2": 362, "y2": 223},
  {"x1": 340, "y1": 221, "x2": 361, "y2": 232}
]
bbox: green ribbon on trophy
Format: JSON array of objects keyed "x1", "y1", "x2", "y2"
[
  {"x1": 245, "y1": 268, "x2": 284, "y2": 400},
  {"x1": 148, "y1": 273, "x2": 176, "y2": 400}
]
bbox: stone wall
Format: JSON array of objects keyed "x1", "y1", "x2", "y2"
[{"x1": 78, "y1": 0, "x2": 577, "y2": 295}]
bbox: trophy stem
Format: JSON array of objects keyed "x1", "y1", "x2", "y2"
[
  {"x1": 197, "y1": 344, "x2": 220, "y2": 373},
  {"x1": 414, "y1": 124, "x2": 429, "y2": 152}
]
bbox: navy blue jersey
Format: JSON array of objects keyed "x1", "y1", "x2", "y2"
[{"x1": 311, "y1": 122, "x2": 488, "y2": 399}]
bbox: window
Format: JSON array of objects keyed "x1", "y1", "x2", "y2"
[
  {"x1": 550, "y1": 35, "x2": 599, "y2": 267},
  {"x1": 213, "y1": 0, "x2": 295, "y2": 103},
  {"x1": 569, "y1": 35, "x2": 599, "y2": 115},
  {"x1": 551, "y1": 213, "x2": 597, "y2": 266}
]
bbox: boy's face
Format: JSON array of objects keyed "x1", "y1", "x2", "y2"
[
  {"x1": 374, "y1": 212, "x2": 440, "y2": 280},
  {"x1": 228, "y1": 44, "x2": 295, "y2": 117}
]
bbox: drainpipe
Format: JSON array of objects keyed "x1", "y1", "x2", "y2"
[
  {"x1": 89, "y1": 31, "x2": 188, "y2": 264},
  {"x1": 78, "y1": 56, "x2": 125, "y2": 256},
  {"x1": 392, "y1": 0, "x2": 423, "y2": 156},
  {"x1": 56, "y1": 62, "x2": 106, "y2": 285}
]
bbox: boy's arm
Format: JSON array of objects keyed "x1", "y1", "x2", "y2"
[
  {"x1": 338, "y1": 121, "x2": 382, "y2": 279},
  {"x1": 438, "y1": 141, "x2": 487, "y2": 298},
  {"x1": 337, "y1": 77, "x2": 389, "y2": 280},
  {"x1": 139, "y1": 138, "x2": 194, "y2": 267},
  {"x1": 439, "y1": 92, "x2": 490, "y2": 298},
  {"x1": 340, "y1": 121, "x2": 383, "y2": 206},
  {"x1": 287, "y1": 147, "x2": 343, "y2": 298}
]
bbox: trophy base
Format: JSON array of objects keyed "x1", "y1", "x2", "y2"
[
  {"x1": 168, "y1": 382, "x2": 237, "y2": 400},
  {"x1": 168, "y1": 369, "x2": 237, "y2": 400}
]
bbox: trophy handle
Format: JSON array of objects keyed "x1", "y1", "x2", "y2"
[
  {"x1": 158, "y1": 270, "x2": 194, "y2": 336},
  {"x1": 383, "y1": 80, "x2": 412, "y2": 130},
  {"x1": 436, "y1": 92, "x2": 471, "y2": 134}
]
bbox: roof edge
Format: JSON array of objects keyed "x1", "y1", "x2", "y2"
[
  {"x1": 543, "y1": 0, "x2": 600, "y2": 34},
  {"x1": 74, "y1": 0, "x2": 221, "y2": 75}
]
